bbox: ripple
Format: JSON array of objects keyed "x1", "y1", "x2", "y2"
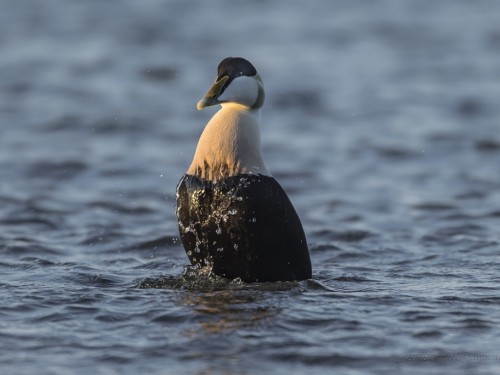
[
  {"x1": 486, "y1": 210, "x2": 500, "y2": 217},
  {"x1": 400, "y1": 310, "x2": 437, "y2": 322},
  {"x1": 455, "y1": 97, "x2": 484, "y2": 117},
  {"x1": 88, "y1": 201, "x2": 156, "y2": 215},
  {"x1": 94, "y1": 313, "x2": 131, "y2": 323},
  {"x1": 456, "y1": 318, "x2": 495, "y2": 329},
  {"x1": 31, "y1": 312, "x2": 69, "y2": 323},
  {"x1": 309, "y1": 243, "x2": 341, "y2": 252},
  {"x1": 373, "y1": 145, "x2": 417, "y2": 159},
  {"x1": 1, "y1": 243, "x2": 62, "y2": 256},
  {"x1": 271, "y1": 89, "x2": 324, "y2": 114},
  {"x1": 454, "y1": 190, "x2": 487, "y2": 200},
  {"x1": 125, "y1": 235, "x2": 181, "y2": 252},
  {"x1": 0, "y1": 257, "x2": 57, "y2": 270},
  {"x1": 312, "y1": 229, "x2": 375, "y2": 242},
  {"x1": 130, "y1": 258, "x2": 177, "y2": 271},
  {"x1": 141, "y1": 66, "x2": 178, "y2": 81},
  {"x1": 65, "y1": 273, "x2": 125, "y2": 288},
  {"x1": 475, "y1": 139, "x2": 500, "y2": 152},
  {"x1": 96, "y1": 354, "x2": 135, "y2": 364},
  {"x1": 25, "y1": 160, "x2": 87, "y2": 179},
  {"x1": 90, "y1": 117, "x2": 151, "y2": 134},
  {"x1": 412, "y1": 330, "x2": 444, "y2": 339},
  {"x1": 333, "y1": 274, "x2": 375, "y2": 283},
  {"x1": 151, "y1": 310, "x2": 190, "y2": 324},
  {"x1": 42, "y1": 115, "x2": 82, "y2": 132},
  {"x1": 412, "y1": 202, "x2": 456, "y2": 211},
  {"x1": 434, "y1": 224, "x2": 485, "y2": 236},
  {"x1": 269, "y1": 352, "x2": 370, "y2": 367},
  {"x1": 0, "y1": 217, "x2": 59, "y2": 230},
  {"x1": 19, "y1": 257, "x2": 57, "y2": 267},
  {"x1": 438, "y1": 296, "x2": 500, "y2": 305}
]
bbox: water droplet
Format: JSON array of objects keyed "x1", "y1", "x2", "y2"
[
  {"x1": 251, "y1": 218, "x2": 256, "y2": 222},
  {"x1": 216, "y1": 228, "x2": 222, "y2": 235},
  {"x1": 233, "y1": 244, "x2": 239, "y2": 250}
]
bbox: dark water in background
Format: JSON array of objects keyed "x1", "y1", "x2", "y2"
[{"x1": 1, "y1": 0, "x2": 500, "y2": 373}]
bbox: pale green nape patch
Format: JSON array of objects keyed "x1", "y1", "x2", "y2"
[{"x1": 251, "y1": 74, "x2": 265, "y2": 110}]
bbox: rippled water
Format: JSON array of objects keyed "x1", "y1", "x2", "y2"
[{"x1": 2, "y1": 0, "x2": 500, "y2": 374}]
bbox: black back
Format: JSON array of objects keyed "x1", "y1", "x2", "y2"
[{"x1": 176, "y1": 174, "x2": 312, "y2": 282}]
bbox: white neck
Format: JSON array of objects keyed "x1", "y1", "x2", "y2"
[{"x1": 187, "y1": 103, "x2": 270, "y2": 181}]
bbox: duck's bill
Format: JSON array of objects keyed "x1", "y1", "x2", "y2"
[{"x1": 196, "y1": 76, "x2": 229, "y2": 110}]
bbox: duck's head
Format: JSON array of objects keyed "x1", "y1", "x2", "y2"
[{"x1": 197, "y1": 57, "x2": 265, "y2": 110}]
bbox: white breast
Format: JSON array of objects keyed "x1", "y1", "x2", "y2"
[{"x1": 187, "y1": 103, "x2": 270, "y2": 181}]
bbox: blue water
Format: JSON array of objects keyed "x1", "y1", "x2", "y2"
[{"x1": 1, "y1": 0, "x2": 500, "y2": 374}]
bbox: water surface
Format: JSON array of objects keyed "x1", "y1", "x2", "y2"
[{"x1": 1, "y1": 0, "x2": 500, "y2": 374}]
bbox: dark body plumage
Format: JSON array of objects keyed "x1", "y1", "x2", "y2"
[{"x1": 176, "y1": 174, "x2": 312, "y2": 282}]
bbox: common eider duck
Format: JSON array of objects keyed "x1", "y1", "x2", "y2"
[{"x1": 176, "y1": 57, "x2": 312, "y2": 282}]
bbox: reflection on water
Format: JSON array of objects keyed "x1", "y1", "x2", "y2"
[{"x1": 183, "y1": 289, "x2": 279, "y2": 335}]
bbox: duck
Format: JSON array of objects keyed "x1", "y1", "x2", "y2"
[{"x1": 176, "y1": 57, "x2": 312, "y2": 282}]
